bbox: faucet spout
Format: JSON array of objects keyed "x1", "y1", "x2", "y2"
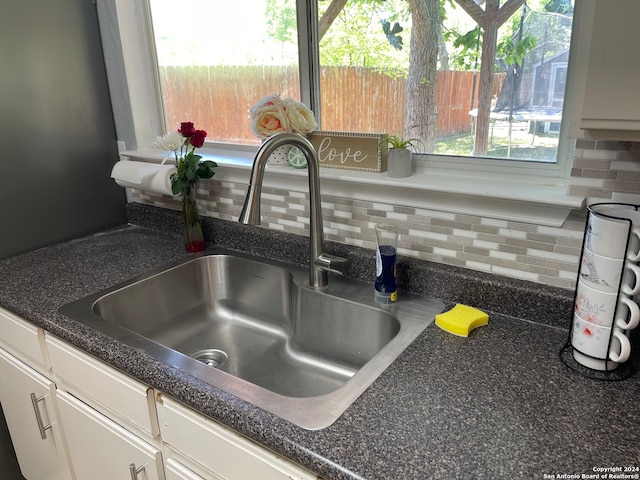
[{"x1": 239, "y1": 133, "x2": 348, "y2": 288}]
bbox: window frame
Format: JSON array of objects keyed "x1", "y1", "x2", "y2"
[
  {"x1": 96, "y1": 0, "x2": 584, "y2": 227},
  {"x1": 294, "y1": 0, "x2": 577, "y2": 179}
]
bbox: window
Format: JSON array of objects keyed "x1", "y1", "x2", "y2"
[
  {"x1": 148, "y1": 0, "x2": 300, "y2": 146},
  {"x1": 148, "y1": 0, "x2": 575, "y2": 166}
]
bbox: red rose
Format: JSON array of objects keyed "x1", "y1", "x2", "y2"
[
  {"x1": 179, "y1": 122, "x2": 196, "y2": 137},
  {"x1": 190, "y1": 129, "x2": 207, "y2": 148}
]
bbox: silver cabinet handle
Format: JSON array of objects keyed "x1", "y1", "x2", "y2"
[
  {"x1": 29, "y1": 393, "x2": 52, "y2": 440},
  {"x1": 129, "y1": 463, "x2": 145, "y2": 479}
]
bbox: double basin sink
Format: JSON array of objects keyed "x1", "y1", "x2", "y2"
[{"x1": 60, "y1": 248, "x2": 443, "y2": 429}]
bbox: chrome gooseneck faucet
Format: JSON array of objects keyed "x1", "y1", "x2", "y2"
[{"x1": 239, "y1": 133, "x2": 348, "y2": 288}]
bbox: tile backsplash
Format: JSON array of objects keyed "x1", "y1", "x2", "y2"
[{"x1": 131, "y1": 140, "x2": 640, "y2": 290}]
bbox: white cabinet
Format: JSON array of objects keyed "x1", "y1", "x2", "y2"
[
  {"x1": 157, "y1": 396, "x2": 317, "y2": 480},
  {"x1": 0, "y1": 307, "x2": 47, "y2": 368},
  {"x1": 47, "y1": 334, "x2": 163, "y2": 479},
  {"x1": 568, "y1": 0, "x2": 640, "y2": 139},
  {"x1": 0, "y1": 307, "x2": 71, "y2": 480},
  {"x1": 0, "y1": 349, "x2": 71, "y2": 480},
  {"x1": 0, "y1": 307, "x2": 318, "y2": 480},
  {"x1": 46, "y1": 335, "x2": 158, "y2": 438},
  {"x1": 56, "y1": 390, "x2": 164, "y2": 480}
]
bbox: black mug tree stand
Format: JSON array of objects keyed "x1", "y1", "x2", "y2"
[{"x1": 560, "y1": 203, "x2": 637, "y2": 381}]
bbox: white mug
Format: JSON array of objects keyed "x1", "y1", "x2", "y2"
[
  {"x1": 588, "y1": 205, "x2": 640, "y2": 262},
  {"x1": 574, "y1": 279, "x2": 640, "y2": 328},
  {"x1": 609, "y1": 327, "x2": 632, "y2": 363},
  {"x1": 571, "y1": 316, "x2": 631, "y2": 365},
  {"x1": 579, "y1": 247, "x2": 640, "y2": 295},
  {"x1": 572, "y1": 349, "x2": 619, "y2": 371},
  {"x1": 615, "y1": 293, "x2": 640, "y2": 331}
]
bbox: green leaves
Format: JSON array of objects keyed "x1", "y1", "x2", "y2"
[
  {"x1": 196, "y1": 160, "x2": 217, "y2": 179},
  {"x1": 380, "y1": 19, "x2": 403, "y2": 51},
  {"x1": 445, "y1": 26, "x2": 482, "y2": 71},
  {"x1": 498, "y1": 36, "x2": 537, "y2": 67},
  {"x1": 171, "y1": 151, "x2": 217, "y2": 196},
  {"x1": 384, "y1": 135, "x2": 423, "y2": 150},
  {"x1": 171, "y1": 176, "x2": 183, "y2": 196},
  {"x1": 544, "y1": 0, "x2": 573, "y2": 15},
  {"x1": 451, "y1": 26, "x2": 482, "y2": 51}
]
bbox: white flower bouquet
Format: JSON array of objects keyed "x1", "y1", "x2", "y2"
[{"x1": 249, "y1": 94, "x2": 317, "y2": 139}]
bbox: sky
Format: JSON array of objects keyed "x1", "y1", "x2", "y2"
[{"x1": 149, "y1": 0, "x2": 298, "y2": 66}]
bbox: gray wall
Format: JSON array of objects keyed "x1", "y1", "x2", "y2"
[{"x1": 0, "y1": 0, "x2": 127, "y2": 260}]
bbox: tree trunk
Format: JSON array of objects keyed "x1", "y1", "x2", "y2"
[
  {"x1": 494, "y1": 2, "x2": 527, "y2": 112},
  {"x1": 473, "y1": 0, "x2": 499, "y2": 156},
  {"x1": 454, "y1": 0, "x2": 526, "y2": 156},
  {"x1": 494, "y1": 60, "x2": 525, "y2": 112},
  {"x1": 318, "y1": 0, "x2": 349, "y2": 40},
  {"x1": 438, "y1": 28, "x2": 449, "y2": 71},
  {"x1": 405, "y1": 0, "x2": 440, "y2": 153}
]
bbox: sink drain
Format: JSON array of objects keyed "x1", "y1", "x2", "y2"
[{"x1": 191, "y1": 349, "x2": 228, "y2": 368}]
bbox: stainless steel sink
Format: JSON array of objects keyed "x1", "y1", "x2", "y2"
[{"x1": 60, "y1": 248, "x2": 444, "y2": 429}]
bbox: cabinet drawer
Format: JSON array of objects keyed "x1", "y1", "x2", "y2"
[
  {"x1": 0, "y1": 307, "x2": 46, "y2": 367},
  {"x1": 165, "y1": 458, "x2": 212, "y2": 480},
  {"x1": 157, "y1": 396, "x2": 317, "y2": 480},
  {"x1": 57, "y1": 390, "x2": 163, "y2": 480},
  {"x1": 46, "y1": 335, "x2": 156, "y2": 437}
]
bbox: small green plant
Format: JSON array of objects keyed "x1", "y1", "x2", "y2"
[{"x1": 384, "y1": 135, "x2": 422, "y2": 151}]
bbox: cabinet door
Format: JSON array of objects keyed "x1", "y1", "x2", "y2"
[
  {"x1": 56, "y1": 390, "x2": 163, "y2": 480},
  {"x1": 581, "y1": 0, "x2": 640, "y2": 131},
  {"x1": 0, "y1": 348, "x2": 71, "y2": 480}
]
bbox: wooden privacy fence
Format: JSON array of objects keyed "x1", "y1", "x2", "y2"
[{"x1": 158, "y1": 65, "x2": 503, "y2": 143}]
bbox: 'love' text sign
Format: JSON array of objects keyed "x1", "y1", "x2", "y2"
[{"x1": 307, "y1": 131, "x2": 388, "y2": 172}]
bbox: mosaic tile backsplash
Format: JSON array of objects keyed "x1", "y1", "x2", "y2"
[{"x1": 131, "y1": 140, "x2": 640, "y2": 290}]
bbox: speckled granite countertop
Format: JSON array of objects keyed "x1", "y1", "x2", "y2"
[{"x1": 0, "y1": 204, "x2": 638, "y2": 479}]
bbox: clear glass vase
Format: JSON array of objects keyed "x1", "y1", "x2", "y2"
[{"x1": 181, "y1": 183, "x2": 205, "y2": 253}]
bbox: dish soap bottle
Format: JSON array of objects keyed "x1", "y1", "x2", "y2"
[{"x1": 374, "y1": 224, "x2": 398, "y2": 304}]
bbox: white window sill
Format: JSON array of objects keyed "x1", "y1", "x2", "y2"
[{"x1": 122, "y1": 147, "x2": 584, "y2": 227}]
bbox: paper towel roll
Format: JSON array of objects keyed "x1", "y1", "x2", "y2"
[{"x1": 111, "y1": 160, "x2": 176, "y2": 196}]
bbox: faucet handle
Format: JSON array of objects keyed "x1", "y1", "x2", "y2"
[{"x1": 315, "y1": 253, "x2": 349, "y2": 276}]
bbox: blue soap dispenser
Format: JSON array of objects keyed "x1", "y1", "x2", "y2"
[{"x1": 374, "y1": 224, "x2": 398, "y2": 304}]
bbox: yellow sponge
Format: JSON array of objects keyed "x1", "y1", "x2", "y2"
[{"x1": 434, "y1": 304, "x2": 489, "y2": 337}]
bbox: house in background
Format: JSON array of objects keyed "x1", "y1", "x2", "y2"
[{"x1": 519, "y1": 49, "x2": 570, "y2": 134}]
